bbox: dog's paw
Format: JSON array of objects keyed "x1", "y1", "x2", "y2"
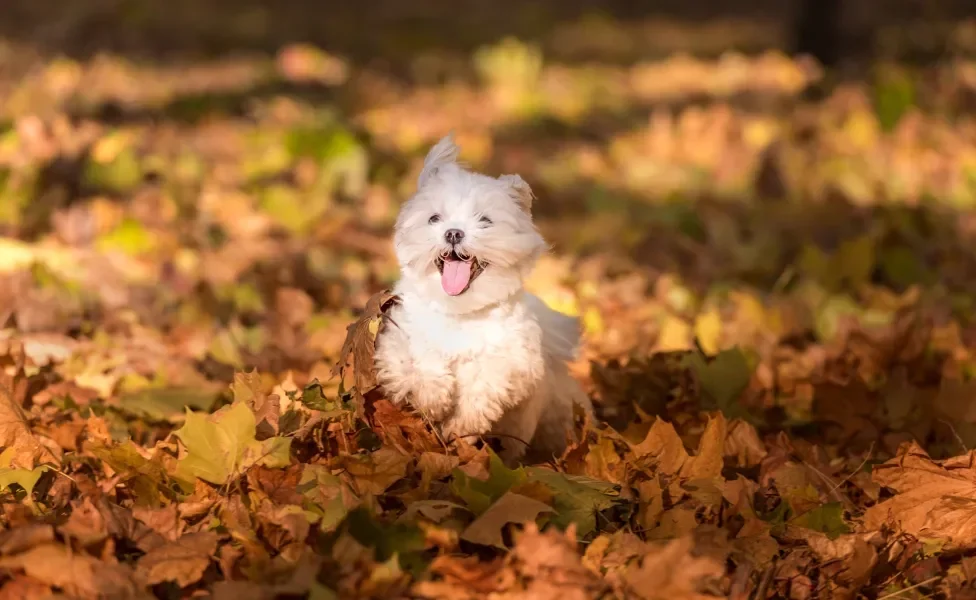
[
  {"x1": 409, "y1": 377, "x2": 455, "y2": 422},
  {"x1": 439, "y1": 410, "x2": 492, "y2": 444}
]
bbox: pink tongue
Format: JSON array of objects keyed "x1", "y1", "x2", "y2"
[{"x1": 441, "y1": 259, "x2": 473, "y2": 296}]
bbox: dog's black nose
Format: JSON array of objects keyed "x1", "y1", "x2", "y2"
[{"x1": 444, "y1": 229, "x2": 465, "y2": 244}]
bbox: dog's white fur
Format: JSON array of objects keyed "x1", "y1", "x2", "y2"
[{"x1": 374, "y1": 134, "x2": 591, "y2": 462}]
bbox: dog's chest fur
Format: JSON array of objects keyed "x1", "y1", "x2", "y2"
[{"x1": 391, "y1": 291, "x2": 542, "y2": 365}]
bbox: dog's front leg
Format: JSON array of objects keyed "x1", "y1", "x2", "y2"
[
  {"x1": 441, "y1": 355, "x2": 543, "y2": 444},
  {"x1": 375, "y1": 327, "x2": 456, "y2": 422}
]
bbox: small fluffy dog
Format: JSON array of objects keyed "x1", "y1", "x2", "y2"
[{"x1": 374, "y1": 134, "x2": 591, "y2": 462}]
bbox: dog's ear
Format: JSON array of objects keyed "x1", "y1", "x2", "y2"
[
  {"x1": 499, "y1": 174, "x2": 534, "y2": 213},
  {"x1": 418, "y1": 133, "x2": 459, "y2": 189}
]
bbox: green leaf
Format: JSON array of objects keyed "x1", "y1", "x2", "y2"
[
  {"x1": 174, "y1": 402, "x2": 292, "y2": 485},
  {"x1": 880, "y1": 245, "x2": 931, "y2": 288},
  {"x1": 96, "y1": 218, "x2": 155, "y2": 255},
  {"x1": 682, "y1": 348, "x2": 752, "y2": 417},
  {"x1": 118, "y1": 387, "x2": 217, "y2": 422},
  {"x1": 835, "y1": 235, "x2": 876, "y2": 288},
  {"x1": 207, "y1": 329, "x2": 244, "y2": 369},
  {"x1": 794, "y1": 502, "x2": 851, "y2": 539},
  {"x1": 300, "y1": 379, "x2": 346, "y2": 413},
  {"x1": 90, "y1": 440, "x2": 181, "y2": 504},
  {"x1": 298, "y1": 464, "x2": 358, "y2": 532},
  {"x1": 343, "y1": 507, "x2": 427, "y2": 572},
  {"x1": 260, "y1": 184, "x2": 321, "y2": 235},
  {"x1": 874, "y1": 66, "x2": 916, "y2": 132},
  {"x1": 450, "y1": 451, "x2": 526, "y2": 515},
  {"x1": 84, "y1": 147, "x2": 143, "y2": 193},
  {"x1": 525, "y1": 468, "x2": 619, "y2": 537}
]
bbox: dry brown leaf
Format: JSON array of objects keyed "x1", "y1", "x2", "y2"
[
  {"x1": 0, "y1": 374, "x2": 44, "y2": 469},
  {"x1": 0, "y1": 524, "x2": 55, "y2": 556},
  {"x1": 461, "y1": 492, "x2": 554, "y2": 549},
  {"x1": 0, "y1": 543, "x2": 141, "y2": 598},
  {"x1": 0, "y1": 575, "x2": 52, "y2": 600},
  {"x1": 789, "y1": 529, "x2": 877, "y2": 587},
  {"x1": 509, "y1": 523, "x2": 606, "y2": 599},
  {"x1": 680, "y1": 413, "x2": 727, "y2": 480},
  {"x1": 331, "y1": 290, "x2": 400, "y2": 395},
  {"x1": 724, "y1": 418, "x2": 767, "y2": 467},
  {"x1": 336, "y1": 446, "x2": 411, "y2": 495},
  {"x1": 417, "y1": 451, "x2": 460, "y2": 492},
  {"x1": 621, "y1": 536, "x2": 724, "y2": 600},
  {"x1": 414, "y1": 555, "x2": 514, "y2": 599},
  {"x1": 630, "y1": 418, "x2": 689, "y2": 476},
  {"x1": 862, "y1": 441, "x2": 976, "y2": 550},
  {"x1": 136, "y1": 531, "x2": 219, "y2": 588}
]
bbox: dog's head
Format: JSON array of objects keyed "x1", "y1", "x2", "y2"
[{"x1": 393, "y1": 134, "x2": 547, "y2": 314}]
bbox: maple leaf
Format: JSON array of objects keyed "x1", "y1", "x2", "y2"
[
  {"x1": 0, "y1": 448, "x2": 49, "y2": 511},
  {"x1": 298, "y1": 464, "x2": 360, "y2": 531},
  {"x1": 0, "y1": 543, "x2": 142, "y2": 598},
  {"x1": 682, "y1": 348, "x2": 752, "y2": 419},
  {"x1": 451, "y1": 450, "x2": 527, "y2": 515},
  {"x1": 335, "y1": 447, "x2": 411, "y2": 495},
  {"x1": 331, "y1": 289, "x2": 400, "y2": 396},
  {"x1": 90, "y1": 440, "x2": 177, "y2": 505},
  {"x1": 118, "y1": 386, "x2": 218, "y2": 422},
  {"x1": 630, "y1": 413, "x2": 727, "y2": 482},
  {"x1": 0, "y1": 366, "x2": 47, "y2": 469},
  {"x1": 621, "y1": 536, "x2": 725, "y2": 600},
  {"x1": 862, "y1": 441, "x2": 976, "y2": 550},
  {"x1": 525, "y1": 467, "x2": 620, "y2": 538},
  {"x1": 174, "y1": 402, "x2": 292, "y2": 485},
  {"x1": 136, "y1": 531, "x2": 219, "y2": 588},
  {"x1": 461, "y1": 491, "x2": 555, "y2": 549}
]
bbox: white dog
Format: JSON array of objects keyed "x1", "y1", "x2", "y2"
[{"x1": 374, "y1": 134, "x2": 591, "y2": 462}]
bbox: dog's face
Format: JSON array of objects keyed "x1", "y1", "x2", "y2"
[{"x1": 393, "y1": 135, "x2": 547, "y2": 314}]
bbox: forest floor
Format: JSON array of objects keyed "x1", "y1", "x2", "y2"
[{"x1": 3, "y1": 11, "x2": 976, "y2": 599}]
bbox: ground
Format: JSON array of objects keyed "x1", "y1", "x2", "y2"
[{"x1": 3, "y1": 8, "x2": 976, "y2": 600}]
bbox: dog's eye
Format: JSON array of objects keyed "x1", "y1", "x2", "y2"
[
  {"x1": 428, "y1": 214, "x2": 441, "y2": 224},
  {"x1": 479, "y1": 216, "x2": 493, "y2": 225}
]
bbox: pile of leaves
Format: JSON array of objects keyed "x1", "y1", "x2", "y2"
[{"x1": 5, "y1": 18, "x2": 976, "y2": 599}]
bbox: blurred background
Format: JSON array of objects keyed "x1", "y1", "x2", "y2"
[{"x1": 3, "y1": 0, "x2": 976, "y2": 431}]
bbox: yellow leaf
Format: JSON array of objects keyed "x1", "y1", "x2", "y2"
[
  {"x1": 694, "y1": 308, "x2": 722, "y2": 356},
  {"x1": 583, "y1": 306, "x2": 604, "y2": 336},
  {"x1": 657, "y1": 316, "x2": 692, "y2": 352}
]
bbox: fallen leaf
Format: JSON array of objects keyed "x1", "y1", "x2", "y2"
[
  {"x1": 451, "y1": 451, "x2": 527, "y2": 515},
  {"x1": 119, "y1": 387, "x2": 218, "y2": 422},
  {"x1": 332, "y1": 290, "x2": 400, "y2": 395},
  {"x1": 461, "y1": 491, "x2": 554, "y2": 549},
  {"x1": 0, "y1": 373, "x2": 45, "y2": 469},
  {"x1": 680, "y1": 413, "x2": 727, "y2": 480},
  {"x1": 337, "y1": 447, "x2": 410, "y2": 495},
  {"x1": 174, "y1": 402, "x2": 292, "y2": 485},
  {"x1": 630, "y1": 418, "x2": 689, "y2": 476},
  {"x1": 683, "y1": 348, "x2": 752, "y2": 417},
  {"x1": 0, "y1": 448, "x2": 49, "y2": 508},
  {"x1": 0, "y1": 543, "x2": 140, "y2": 598},
  {"x1": 862, "y1": 442, "x2": 976, "y2": 550},
  {"x1": 622, "y1": 536, "x2": 725, "y2": 600},
  {"x1": 137, "y1": 531, "x2": 219, "y2": 587},
  {"x1": 525, "y1": 467, "x2": 619, "y2": 538}
]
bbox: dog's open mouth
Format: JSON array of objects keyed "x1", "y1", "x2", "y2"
[{"x1": 435, "y1": 250, "x2": 485, "y2": 296}]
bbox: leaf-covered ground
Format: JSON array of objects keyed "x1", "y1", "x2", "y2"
[{"x1": 5, "y1": 12, "x2": 976, "y2": 599}]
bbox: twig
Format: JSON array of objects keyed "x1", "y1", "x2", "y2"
[
  {"x1": 823, "y1": 442, "x2": 874, "y2": 499},
  {"x1": 876, "y1": 576, "x2": 940, "y2": 600},
  {"x1": 939, "y1": 419, "x2": 969, "y2": 453},
  {"x1": 751, "y1": 561, "x2": 777, "y2": 600}
]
